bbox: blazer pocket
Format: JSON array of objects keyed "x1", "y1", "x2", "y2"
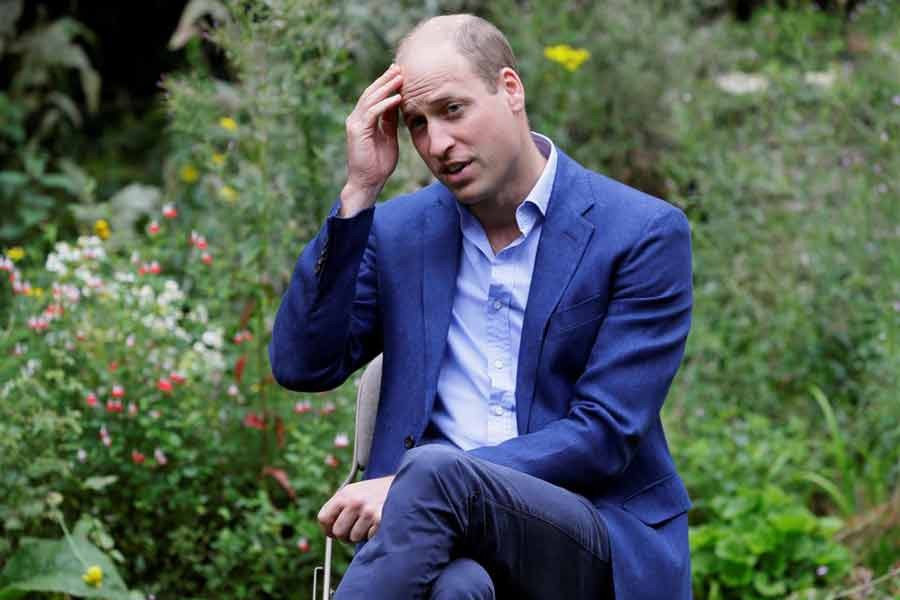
[
  {"x1": 622, "y1": 473, "x2": 692, "y2": 527},
  {"x1": 549, "y1": 293, "x2": 607, "y2": 335}
]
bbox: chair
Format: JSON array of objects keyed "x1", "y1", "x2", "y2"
[{"x1": 313, "y1": 354, "x2": 383, "y2": 600}]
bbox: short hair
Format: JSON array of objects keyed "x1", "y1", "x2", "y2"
[{"x1": 396, "y1": 14, "x2": 518, "y2": 93}]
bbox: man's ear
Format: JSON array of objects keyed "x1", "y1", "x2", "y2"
[{"x1": 499, "y1": 67, "x2": 525, "y2": 113}]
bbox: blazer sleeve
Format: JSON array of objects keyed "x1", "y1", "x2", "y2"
[
  {"x1": 468, "y1": 207, "x2": 693, "y2": 492},
  {"x1": 269, "y1": 203, "x2": 382, "y2": 392}
]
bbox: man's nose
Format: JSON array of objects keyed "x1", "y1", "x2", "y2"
[{"x1": 427, "y1": 122, "x2": 455, "y2": 160}]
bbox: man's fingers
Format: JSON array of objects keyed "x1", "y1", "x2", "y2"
[
  {"x1": 348, "y1": 511, "x2": 375, "y2": 543},
  {"x1": 364, "y1": 94, "x2": 403, "y2": 127},
  {"x1": 358, "y1": 67, "x2": 402, "y2": 109},
  {"x1": 331, "y1": 504, "x2": 360, "y2": 541},
  {"x1": 367, "y1": 523, "x2": 378, "y2": 540}
]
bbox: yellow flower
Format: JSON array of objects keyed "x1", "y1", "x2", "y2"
[
  {"x1": 180, "y1": 164, "x2": 200, "y2": 183},
  {"x1": 6, "y1": 246, "x2": 25, "y2": 261},
  {"x1": 219, "y1": 117, "x2": 238, "y2": 131},
  {"x1": 94, "y1": 219, "x2": 110, "y2": 240},
  {"x1": 211, "y1": 152, "x2": 226, "y2": 166},
  {"x1": 218, "y1": 185, "x2": 238, "y2": 203},
  {"x1": 82, "y1": 565, "x2": 103, "y2": 587},
  {"x1": 27, "y1": 287, "x2": 44, "y2": 298},
  {"x1": 544, "y1": 44, "x2": 590, "y2": 72}
]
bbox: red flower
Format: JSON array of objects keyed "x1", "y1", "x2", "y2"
[
  {"x1": 324, "y1": 454, "x2": 340, "y2": 468},
  {"x1": 106, "y1": 400, "x2": 123, "y2": 413},
  {"x1": 85, "y1": 393, "x2": 98, "y2": 408},
  {"x1": 108, "y1": 361, "x2": 118, "y2": 373},
  {"x1": 297, "y1": 537, "x2": 310, "y2": 553},
  {"x1": 149, "y1": 261, "x2": 161, "y2": 275},
  {"x1": 243, "y1": 412, "x2": 266, "y2": 430},
  {"x1": 111, "y1": 384, "x2": 125, "y2": 398},
  {"x1": 293, "y1": 400, "x2": 311, "y2": 414},
  {"x1": 147, "y1": 221, "x2": 161, "y2": 235},
  {"x1": 233, "y1": 330, "x2": 253, "y2": 344},
  {"x1": 320, "y1": 402, "x2": 336, "y2": 416},
  {"x1": 201, "y1": 252, "x2": 212, "y2": 265},
  {"x1": 170, "y1": 372, "x2": 186, "y2": 384},
  {"x1": 162, "y1": 203, "x2": 178, "y2": 219},
  {"x1": 157, "y1": 378, "x2": 173, "y2": 393},
  {"x1": 131, "y1": 450, "x2": 146, "y2": 464}
]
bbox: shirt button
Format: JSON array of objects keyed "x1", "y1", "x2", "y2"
[
  {"x1": 493, "y1": 359, "x2": 503, "y2": 369},
  {"x1": 492, "y1": 300, "x2": 502, "y2": 310},
  {"x1": 492, "y1": 405, "x2": 504, "y2": 416},
  {"x1": 403, "y1": 435, "x2": 415, "y2": 449}
]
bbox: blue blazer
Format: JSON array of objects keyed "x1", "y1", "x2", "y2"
[{"x1": 271, "y1": 150, "x2": 694, "y2": 600}]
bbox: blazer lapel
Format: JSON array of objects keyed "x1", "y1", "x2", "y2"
[
  {"x1": 422, "y1": 186, "x2": 461, "y2": 418},
  {"x1": 516, "y1": 152, "x2": 595, "y2": 434}
]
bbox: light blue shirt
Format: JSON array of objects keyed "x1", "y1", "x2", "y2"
[{"x1": 429, "y1": 133, "x2": 558, "y2": 450}]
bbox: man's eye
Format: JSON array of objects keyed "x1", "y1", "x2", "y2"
[
  {"x1": 447, "y1": 104, "x2": 462, "y2": 115},
  {"x1": 408, "y1": 117, "x2": 425, "y2": 130}
]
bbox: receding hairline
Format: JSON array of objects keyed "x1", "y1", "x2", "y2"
[{"x1": 395, "y1": 14, "x2": 519, "y2": 92}]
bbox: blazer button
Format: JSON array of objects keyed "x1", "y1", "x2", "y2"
[{"x1": 403, "y1": 435, "x2": 415, "y2": 449}]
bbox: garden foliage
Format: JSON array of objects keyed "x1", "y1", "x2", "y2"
[{"x1": 1, "y1": 0, "x2": 898, "y2": 598}]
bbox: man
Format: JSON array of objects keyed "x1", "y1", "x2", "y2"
[{"x1": 270, "y1": 14, "x2": 693, "y2": 600}]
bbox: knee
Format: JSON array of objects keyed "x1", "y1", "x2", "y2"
[
  {"x1": 431, "y1": 557, "x2": 495, "y2": 600},
  {"x1": 398, "y1": 443, "x2": 467, "y2": 481}
]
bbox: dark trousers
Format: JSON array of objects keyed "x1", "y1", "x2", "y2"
[{"x1": 334, "y1": 444, "x2": 613, "y2": 599}]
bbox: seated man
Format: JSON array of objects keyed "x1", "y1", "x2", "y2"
[{"x1": 270, "y1": 13, "x2": 693, "y2": 600}]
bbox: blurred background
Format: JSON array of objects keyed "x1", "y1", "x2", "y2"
[{"x1": 0, "y1": 0, "x2": 897, "y2": 598}]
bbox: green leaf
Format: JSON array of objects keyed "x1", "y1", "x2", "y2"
[
  {"x1": 82, "y1": 476, "x2": 118, "y2": 491},
  {"x1": 0, "y1": 535, "x2": 130, "y2": 599},
  {"x1": 752, "y1": 572, "x2": 786, "y2": 597},
  {"x1": 769, "y1": 508, "x2": 817, "y2": 534}
]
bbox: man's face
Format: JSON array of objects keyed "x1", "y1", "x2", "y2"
[{"x1": 398, "y1": 42, "x2": 521, "y2": 206}]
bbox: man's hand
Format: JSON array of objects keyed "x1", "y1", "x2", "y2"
[
  {"x1": 318, "y1": 475, "x2": 396, "y2": 543},
  {"x1": 340, "y1": 64, "x2": 404, "y2": 217}
]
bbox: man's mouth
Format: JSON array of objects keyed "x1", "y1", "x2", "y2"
[{"x1": 442, "y1": 160, "x2": 472, "y2": 176}]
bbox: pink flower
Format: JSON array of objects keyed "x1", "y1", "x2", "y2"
[
  {"x1": 293, "y1": 400, "x2": 312, "y2": 414},
  {"x1": 106, "y1": 400, "x2": 123, "y2": 414},
  {"x1": 149, "y1": 261, "x2": 161, "y2": 275},
  {"x1": 227, "y1": 383, "x2": 239, "y2": 396},
  {"x1": 111, "y1": 384, "x2": 125, "y2": 399},
  {"x1": 27, "y1": 316, "x2": 49, "y2": 332},
  {"x1": 128, "y1": 402, "x2": 138, "y2": 416},
  {"x1": 99, "y1": 426, "x2": 111, "y2": 447},
  {"x1": 157, "y1": 378, "x2": 173, "y2": 393},
  {"x1": 297, "y1": 537, "x2": 310, "y2": 553},
  {"x1": 170, "y1": 372, "x2": 186, "y2": 385},
  {"x1": 85, "y1": 392, "x2": 99, "y2": 408},
  {"x1": 233, "y1": 330, "x2": 253, "y2": 344},
  {"x1": 201, "y1": 252, "x2": 212, "y2": 265},
  {"x1": 154, "y1": 448, "x2": 168, "y2": 466},
  {"x1": 107, "y1": 361, "x2": 118, "y2": 373},
  {"x1": 324, "y1": 454, "x2": 340, "y2": 468},
  {"x1": 334, "y1": 432, "x2": 350, "y2": 449},
  {"x1": 162, "y1": 203, "x2": 178, "y2": 219},
  {"x1": 131, "y1": 450, "x2": 146, "y2": 464},
  {"x1": 147, "y1": 221, "x2": 161, "y2": 235},
  {"x1": 190, "y1": 231, "x2": 208, "y2": 250},
  {"x1": 320, "y1": 402, "x2": 336, "y2": 416},
  {"x1": 150, "y1": 409, "x2": 161, "y2": 419}
]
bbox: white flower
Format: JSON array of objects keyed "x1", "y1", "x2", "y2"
[
  {"x1": 201, "y1": 329, "x2": 224, "y2": 349},
  {"x1": 228, "y1": 384, "x2": 239, "y2": 396},
  {"x1": 715, "y1": 72, "x2": 769, "y2": 95},
  {"x1": 77, "y1": 448, "x2": 87, "y2": 463}
]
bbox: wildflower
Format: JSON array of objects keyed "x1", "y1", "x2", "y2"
[
  {"x1": 150, "y1": 409, "x2": 161, "y2": 419},
  {"x1": 108, "y1": 361, "x2": 118, "y2": 373},
  {"x1": 106, "y1": 400, "x2": 123, "y2": 414},
  {"x1": 218, "y1": 185, "x2": 238, "y2": 203},
  {"x1": 190, "y1": 231, "x2": 208, "y2": 250},
  {"x1": 804, "y1": 70, "x2": 836, "y2": 88},
  {"x1": 111, "y1": 384, "x2": 125, "y2": 399},
  {"x1": 128, "y1": 402, "x2": 138, "y2": 417},
  {"x1": 201, "y1": 252, "x2": 213, "y2": 265},
  {"x1": 297, "y1": 537, "x2": 310, "y2": 553},
  {"x1": 82, "y1": 565, "x2": 103, "y2": 587},
  {"x1": 6, "y1": 246, "x2": 25, "y2": 261},
  {"x1": 234, "y1": 355, "x2": 246, "y2": 383},
  {"x1": 29, "y1": 287, "x2": 44, "y2": 298},
  {"x1": 243, "y1": 412, "x2": 266, "y2": 430},
  {"x1": 126, "y1": 335, "x2": 135, "y2": 348},
  {"x1": 219, "y1": 116, "x2": 238, "y2": 131},
  {"x1": 154, "y1": 448, "x2": 168, "y2": 466},
  {"x1": 211, "y1": 152, "x2": 226, "y2": 166},
  {"x1": 86, "y1": 392, "x2": 99, "y2": 408},
  {"x1": 131, "y1": 450, "x2": 146, "y2": 464},
  {"x1": 324, "y1": 454, "x2": 340, "y2": 468},
  {"x1": 170, "y1": 372, "x2": 186, "y2": 384},
  {"x1": 77, "y1": 448, "x2": 87, "y2": 463},
  {"x1": 544, "y1": 44, "x2": 590, "y2": 72},
  {"x1": 293, "y1": 400, "x2": 312, "y2": 414},
  {"x1": 816, "y1": 565, "x2": 829, "y2": 577},
  {"x1": 147, "y1": 221, "x2": 161, "y2": 235},
  {"x1": 0, "y1": 256, "x2": 13, "y2": 271},
  {"x1": 334, "y1": 432, "x2": 350, "y2": 449},
  {"x1": 94, "y1": 219, "x2": 111, "y2": 240},
  {"x1": 320, "y1": 402, "x2": 336, "y2": 416},
  {"x1": 180, "y1": 164, "x2": 199, "y2": 183},
  {"x1": 227, "y1": 383, "x2": 239, "y2": 396},
  {"x1": 157, "y1": 378, "x2": 173, "y2": 393},
  {"x1": 233, "y1": 330, "x2": 253, "y2": 344},
  {"x1": 27, "y1": 316, "x2": 50, "y2": 332},
  {"x1": 162, "y1": 203, "x2": 178, "y2": 219},
  {"x1": 99, "y1": 426, "x2": 111, "y2": 447},
  {"x1": 149, "y1": 261, "x2": 161, "y2": 275}
]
